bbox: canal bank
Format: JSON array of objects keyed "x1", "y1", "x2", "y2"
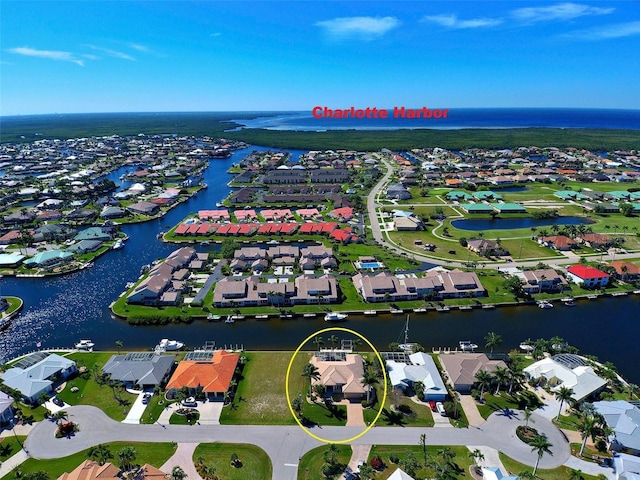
[{"x1": 0, "y1": 145, "x2": 638, "y2": 385}]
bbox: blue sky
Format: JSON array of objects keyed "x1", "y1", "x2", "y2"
[{"x1": 2, "y1": 1, "x2": 639, "y2": 114}]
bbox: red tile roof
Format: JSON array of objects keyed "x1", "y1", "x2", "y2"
[
  {"x1": 567, "y1": 265, "x2": 610, "y2": 280},
  {"x1": 166, "y1": 350, "x2": 240, "y2": 394}
]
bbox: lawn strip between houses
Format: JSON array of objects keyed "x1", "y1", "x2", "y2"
[
  {"x1": 499, "y1": 451, "x2": 602, "y2": 480},
  {"x1": 192, "y1": 442, "x2": 272, "y2": 480},
  {"x1": 297, "y1": 444, "x2": 352, "y2": 480}
]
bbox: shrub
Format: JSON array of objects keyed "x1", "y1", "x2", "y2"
[
  {"x1": 398, "y1": 404, "x2": 412, "y2": 415},
  {"x1": 370, "y1": 456, "x2": 385, "y2": 470},
  {"x1": 389, "y1": 454, "x2": 400, "y2": 464}
]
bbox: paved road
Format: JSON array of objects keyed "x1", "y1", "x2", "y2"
[{"x1": 25, "y1": 406, "x2": 569, "y2": 480}]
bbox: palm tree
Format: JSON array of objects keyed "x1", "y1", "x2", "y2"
[
  {"x1": 507, "y1": 367, "x2": 525, "y2": 395},
  {"x1": 523, "y1": 407, "x2": 535, "y2": 427},
  {"x1": 568, "y1": 468, "x2": 585, "y2": 480},
  {"x1": 361, "y1": 370, "x2": 379, "y2": 403},
  {"x1": 484, "y1": 331, "x2": 502, "y2": 354},
  {"x1": 518, "y1": 470, "x2": 536, "y2": 480},
  {"x1": 474, "y1": 369, "x2": 493, "y2": 399},
  {"x1": 352, "y1": 338, "x2": 363, "y2": 353},
  {"x1": 419, "y1": 433, "x2": 428, "y2": 465},
  {"x1": 530, "y1": 435, "x2": 553, "y2": 475},
  {"x1": 312, "y1": 335, "x2": 324, "y2": 351},
  {"x1": 493, "y1": 366, "x2": 510, "y2": 395},
  {"x1": 578, "y1": 414, "x2": 599, "y2": 457},
  {"x1": 358, "y1": 463, "x2": 375, "y2": 480},
  {"x1": 627, "y1": 383, "x2": 639, "y2": 400},
  {"x1": 328, "y1": 334, "x2": 340, "y2": 349},
  {"x1": 554, "y1": 386, "x2": 574, "y2": 421},
  {"x1": 301, "y1": 363, "x2": 320, "y2": 397},
  {"x1": 468, "y1": 448, "x2": 484, "y2": 468},
  {"x1": 86, "y1": 444, "x2": 113, "y2": 465},
  {"x1": 115, "y1": 340, "x2": 123, "y2": 354},
  {"x1": 117, "y1": 446, "x2": 137, "y2": 472}
]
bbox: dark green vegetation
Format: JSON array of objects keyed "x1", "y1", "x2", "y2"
[
  {"x1": 297, "y1": 444, "x2": 352, "y2": 480},
  {"x1": 2, "y1": 112, "x2": 639, "y2": 150}
]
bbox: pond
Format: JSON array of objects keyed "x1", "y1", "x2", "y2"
[
  {"x1": 494, "y1": 186, "x2": 530, "y2": 193},
  {"x1": 451, "y1": 216, "x2": 592, "y2": 231}
]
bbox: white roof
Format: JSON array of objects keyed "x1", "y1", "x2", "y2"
[
  {"x1": 481, "y1": 466, "x2": 519, "y2": 480},
  {"x1": 524, "y1": 357, "x2": 606, "y2": 401},
  {"x1": 388, "y1": 468, "x2": 415, "y2": 480},
  {"x1": 613, "y1": 452, "x2": 640, "y2": 480},
  {"x1": 386, "y1": 352, "x2": 447, "y2": 396},
  {"x1": 594, "y1": 400, "x2": 640, "y2": 452}
]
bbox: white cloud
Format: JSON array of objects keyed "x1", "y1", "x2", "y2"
[
  {"x1": 564, "y1": 20, "x2": 640, "y2": 39},
  {"x1": 315, "y1": 16, "x2": 400, "y2": 40},
  {"x1": 8, "y1": 47, "x2": 84, "y2": 66},
  {"x1": 128, "y1": 43, "x2": 149, "y2": 52},
  {"x1": 511, "y1": 3, "x2": 614, "y2": 23},
  {"x1": 85, "y1": 44, "x2": 136, "y2": 61},
  {"x1": 421, "y1": 14, "x2": 503, "y2": 29}
]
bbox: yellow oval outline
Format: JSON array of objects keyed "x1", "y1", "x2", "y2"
[{"x1": 285, "y1": 326, "x2": 388, "y2": 444}]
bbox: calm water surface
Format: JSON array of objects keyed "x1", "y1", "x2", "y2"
[
  {"x1": 452, "y1": 216, "x2": 593, "y2": 231},
  {"x1": 1, "y1": 146, "x2": 638, "y2": 384}
]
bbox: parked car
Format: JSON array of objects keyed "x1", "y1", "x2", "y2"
[
  {"x1": 355, "y1": 460, "x2": 365, "y2": 473},
  {"x1": 428, "y1": 401, "x2": 437, "y2": 412},
  {"x1": 52, "y1": 397, "x2": 64, "y2": 407},
  {"x1": 182, "y1": 396, "x2": 197, "y2": 407},
  {"x1": 436, "y1": 402, "x2": 446, "y2": 416},
  {"x1": 142, "y1": 393, "x2": 152, "y2": 404}
]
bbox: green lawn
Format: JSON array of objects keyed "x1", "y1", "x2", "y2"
[
  {"x1": 0, "y1": 435, "x2": 26, "y2": 461},
  {"x1": 476, "y1": 391, "x2": 543, "y2": 420},
  {"x1": 363, "y1": 387, "x2": 435, "y2": 427},
  {"x1": 1, "y1": 441, "x2": 176, "y2": 479},
  {"x1": 193, "y1": 443, "x2": 272, "y2": 480},
  {"x1": 297, "y1": 444, "x2": 352, "y2": 480},
  {"x1": 169, "y1": 410, "x2": 200, "y2": 425},
  {"x1": 220, "y1": 351, "x2": 307, "y2": 425},
  {"x1": 57, "y1": 352, "x2": 138, "y2": 421},
  {"x1": 499, "y1": 451, "x2": 601, "y2": 480},
  {"x1": 139, "y1": 395, "x2": 175, "y2": 425},
  {"x1": 368, "y1": 445, "x2": 474, "y2": 480}
]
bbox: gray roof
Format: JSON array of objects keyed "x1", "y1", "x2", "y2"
[
  {"x1": 102, "y1": 353, "x2": 175, "y2": 386},
  {"x1": 594, "y1": 400, "x2": 640, "y2": 452},
  {"x1": 1, "y1": 353, "x2": 75, "y2": 400},
  {"x1": 0, "y1": 391, "x2": 13, "y2": 416}
]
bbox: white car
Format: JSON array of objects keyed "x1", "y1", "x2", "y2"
[
  {"x1": 436, "y1": 402, "x2": 447, "y2": 416},
  {"x1": 182, "y1": 396, "x2": 197, "y2": 407},
  {"x1": 355, "y1": 459, "x2": 365, "y2": 473}
]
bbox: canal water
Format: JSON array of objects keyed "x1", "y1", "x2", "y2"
[{"x1": 1, "y1": 146, "x2": 639, "y2": 384}]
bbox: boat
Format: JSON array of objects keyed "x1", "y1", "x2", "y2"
[
  {"x1": 207, "y1": 313, "x2": 221, "y2": 321},
  {"x1": 519, "y1": 342, "x2": 534, "y2": 352},
  {"x1": 302, "y1": 313, "x2": 317, "y2": 318},
  {"x1": 111, "y1": 238, "x2": 124, "y2": 250},
  {"x1": 225, "y1": 315, "x2": 235, "y2": 324},
  {"x1": 75, "y1": 339, "x2": 94, "y2": 350},
  {"x1": 363, "y1": 310, "x2": 377, "y2": 316},
  {"x1": 563, "y1": 298, "x2": 576, "y2": 306},
  {"x1": 266, "y1": 240, "x2": 280, "y2": 245},
  {"x1": 215, "y1": 202, "x2": 224, "y2": 207},
  {"x1": 537, "y1": 300, "x2": 553, "y2": 309},
  {"x1": 459, "y1": 340, "x2": 478, "y2": 352},
  {"x1": 324, "y1": 312, "x2": 348, "y2": 322},
  {"x1": 398, "y1": 315, "x2": 417, "y2": 352},
  {"x1": 155, "y1": 338, "x2": 184, "y2": 351}
]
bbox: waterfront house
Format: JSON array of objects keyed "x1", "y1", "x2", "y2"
[
  {"x1": 23, "y1": 250, "x2": 74, "y2": 269},
  {"x1": 0, "y1": 391, "x2": 14, "y2": 425},
  {"x1": 523, "y1": 354, "x2": 606, "y2": 402},
  {"x1": 310, "y1": 351, "x2": 370, "y2": 401},
  {"x1": 74, "y1": 226, "x2": 112, "y2": 242},
  {"x1": 66, "y1": 239, "x2": 103, "y2": 254},
  {"x1": 438, "y1": 353, "x2": 507, "y2": 393},
  {"x1": 467, "y1": 239, "x2": 509, "y2": 257},
  {"x1": 520, "y1": 268, "x2": 566, "y2": 293},
  {"x1": 577, "y1": 233, "x2": 612, "y2": 249},
  {"x1": 608, "y1": 261, "x2": 640, "y2": 281},
  {"x1": 386, "y1": 352, "x2": 447, "y2": 401},
  {"x1": 99, "y1": 206, "x2": 127, "y2": 219},
  {"x1": 594, "y1": 400, "x2": 640, "y2": 455},
  {"x1": 538, "y1": 235, "x2": 577, "y2": 251},
  {"x1": 566, "y1": 265, "x2": 610, "y2": 288},
  {"x1": 102, "y1": 352, "x2": 175, "y2": 389},
  {"x1": 127, "y1": 201, "x2": 160, "y2": 216},
  {"x1": 32, "y1": 224, "x2": 77, "y2": 243},
  {"x1": 166, "y1": 349, "x2": 240, "y2": 401},
  {"x1": 0, "y1": 252, "x2": 25, "y2": 268},
  {"x1": 1, "y1": 353, "x2": 77, "y2": 404}
]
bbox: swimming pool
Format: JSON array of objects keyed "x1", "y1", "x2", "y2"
[{"x1": 359, "y1": 262, "x2": 383, "y2": 269}]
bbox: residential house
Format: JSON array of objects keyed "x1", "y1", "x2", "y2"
[
  {"x1": 438, "y1": 353, "x2": 507, "y2": 393},
  {"x1": 102, "y1": 352, "x2": 175, "y2": 389},
  {"x1": 594, "y1": 400, "x2": 640, "y2": 455},
  {"x1": 100, "y1": 206, "x2": 127, "y2": 219},
  {"x1": 386, "y1": 352, "x2": 447, "y2": 401},
  {"x1": 520, "y1": 269, "x2": 566, "y2": 293},
  {"x1": 127, "y1": 201, "x2": 160, "y2": 216},
  {"x1": 0, "y1": 253, "x2": 25, "y2": 268},
  {"x1": 386, "y1": 183, "x2": 412, "y2": 200},
  {"x1": 612, "y1": 452, "x2": 640, "y2": 480},
  {"x1": 481, "y1": 467, "x2": 519, "y2": 480},
  {"x1": 310, "y1": 351, "x2": 371, "y2": 401},
  {"x1": 166, "y1": 350, "x2": 240, "y2": 401},
  {"x1": 608, "y1": 261, "x2": 640, "y2": 281},
  {"x1": 387, "y1": 468, "x2": 416, "y2": 480},
  {"x1": 32, "y1": 224, "x2": 77, "y2": 243},
  {"x1": 0, "y1": 391, "x2": 14, "y2": 425},
  {"x1": 467, "y1": 239, "x2": 509, "y2": 257},
  {"x1": 523, "y1": 355, "x2": 607, "y2": 402},
  {"x1": 1, "y1": 353, "x2": 77, "y2": 404},
  {"x1": 578, "y1": 233, "x2": 612, "y2": 249},
  {"x1": 57, "y1": 460, "x2": 120, "y2": 480},
  {"x1": 23, "y1": 250, "x2": 74, "y2": 269},
  {"x1": 74, "y1": 226, "x2": 112, "y2": 242},
  {"x1": 538, "y1": 235, "x2": 577, "y2": 251},
  {"x1": 566, "y1": 265, "x2": 610, "y2": 288}
]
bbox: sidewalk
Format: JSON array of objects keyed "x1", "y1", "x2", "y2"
[{"x1": 0, "y1": 449, "x2": 29, "y2": 478}]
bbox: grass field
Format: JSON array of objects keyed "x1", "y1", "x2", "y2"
[
  {"x1": 367, "y1": 445, "x2": 474, "y2": 480},
  {"x1": 192, "y1": 443, "x2": 272, "y2": 480},
  {"x1": 499, "y1": 451, "x2": 601, "y2": 480},
  {"x1": 220, "y1": 351, "x2": 306, "y2": 425},
  {"x1": 57, "y1": 352, "x2": 138, "y2": 421},
  {"x1": 0, "y1": 435, "x2": 26, "y2": 462},
  {"x1": 476, "y1": 391, "x2": 543, "y2": 420},
  {"x1": 1, "y1": 441, "x2": 176, "y2": 479},
  {"x1": 297, "y1": 444, "x2": 352, "y2": 480}
]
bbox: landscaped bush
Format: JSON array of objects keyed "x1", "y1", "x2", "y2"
[
  {"x1": 370, "y1": 456, "x2": 385, "y2": 470},
  {"x1": 516, "y1": 425, "x2": 540, "y2": 445},
  {"x1": 397, "y1": 404, "x2": 413, "y2": 415}
]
